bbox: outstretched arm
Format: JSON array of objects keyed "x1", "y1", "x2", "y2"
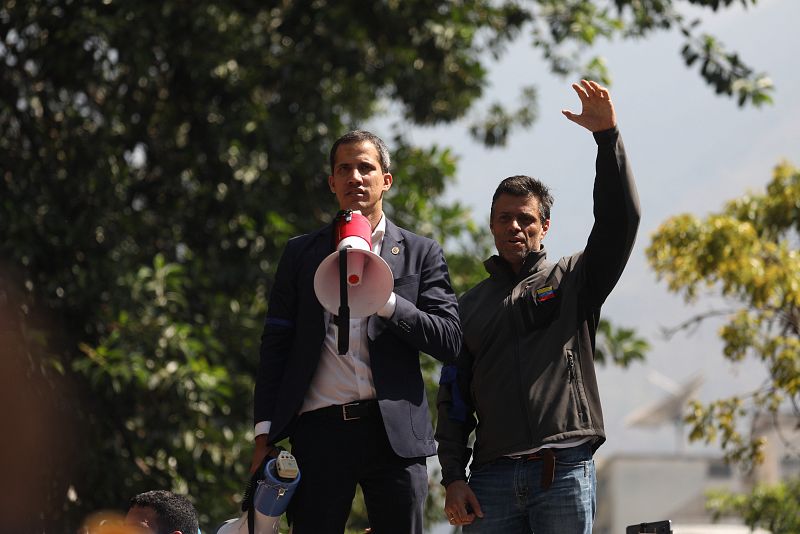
[
  {"x1": 565, "y1": 80, "x2": 640, "y2": 307},
  {"x1": 561, "y1": 79, "x2": 616, "y2": 132}
]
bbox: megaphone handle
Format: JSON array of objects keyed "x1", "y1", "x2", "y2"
[{"x1": 337, "y1": 249, "x2": 349, "y2": 355}]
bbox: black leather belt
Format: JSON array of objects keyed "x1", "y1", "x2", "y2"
[{"x1": 308, "y1": 400, "x2": 379, "y2": 421}]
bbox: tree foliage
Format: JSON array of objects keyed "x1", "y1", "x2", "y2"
[
  {"x1": 647, "y1": 161, "x2": 800, "y2": 471},
  {"x1": 595, "y1": 319, "x2": 650, "y2": 368},
  {"x1": 0, "y1": 0, "x2": 769, "y2": 531},
  {"x1": 706, "y1": 477, "x2": 800, "y2": 534}
]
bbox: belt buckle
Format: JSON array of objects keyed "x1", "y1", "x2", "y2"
[{"x1": 342, "y1": 402, "x2": 360, "y2": 421}]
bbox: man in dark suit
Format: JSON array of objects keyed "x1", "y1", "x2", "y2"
[{"x1": 250, "y1": 130, "x2": 462, "y2": 534}]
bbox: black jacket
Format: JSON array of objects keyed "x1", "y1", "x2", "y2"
[{"x1": 436, "y1": 127, "x2": 640, "y2": 486}]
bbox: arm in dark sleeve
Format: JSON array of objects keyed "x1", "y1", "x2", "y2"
[
  {"x1": 253, "y1": 241, "x2": 298, "y2": 426},
  {"x1": 582, "y1": 127, "x2": 641, "y2": 305},
  {"x1": 435, "y1": 344, "x2": 477, "y2": 487},
  {"x1": 382, "y1": 240, "x2": 462, "y2": 364}
]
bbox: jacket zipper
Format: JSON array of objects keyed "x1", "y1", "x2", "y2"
[
  {"x1": 510, "y1": 290, "x2": 534, "y2": 445},
  {"x1": 567, "y1": 353, "x2": 584, "y2": 421}
]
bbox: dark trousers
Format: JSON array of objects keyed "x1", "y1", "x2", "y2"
[{"x1": 287, "y1": 402, "x2": 428, "y2": 534}]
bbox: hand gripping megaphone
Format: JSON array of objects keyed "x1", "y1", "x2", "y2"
[
  {"x1": 216, "y1": 451, "x2": 301, "y2": 534},
  {"x1": 313, "y1": 210, "x2": 393, "y2": 353}
]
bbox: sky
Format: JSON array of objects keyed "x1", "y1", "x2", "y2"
[{"x1": 384, "y1": 0, "x2": 800, "y2": 459}]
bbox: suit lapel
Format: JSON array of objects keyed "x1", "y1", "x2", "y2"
[
  {"x1": 369, "y1": 218, "x2": 404, "y2": 340},
  {"x1": 308, "y1": 224, "x2": 334, "y2": 336},
  {"x1": 379, "y1": 219, "x2": 405, "y2": 274},
  {"x1": 310, "y1": 224, "x2": 334, "y2": 270}
]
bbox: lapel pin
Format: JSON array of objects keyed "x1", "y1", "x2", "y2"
[{"x1": 391, "y1": 246, "x2": 400, "y2": 255}]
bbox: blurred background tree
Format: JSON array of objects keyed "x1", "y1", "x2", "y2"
[
  {"x1": 648, "y1": 161, "x2": 799, "y2": 468},
  {"x1": 0, "y1": 0, "x2": 768, "y2": 531},
  {"x1": 706, "y1": 477, "x2": 800, "y2": 534},
  {"x1": 648, "y1": 161, "x2": 800, "y2": 532}
]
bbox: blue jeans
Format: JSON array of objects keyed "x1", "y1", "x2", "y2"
[{"x1": 463, "y1": 444, "x2": 596, "y2": 534}]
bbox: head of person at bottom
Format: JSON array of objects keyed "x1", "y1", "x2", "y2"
[
  {"x1": 328, "y1": 129, "x2": 393, "y2": 230},
  {"x1": 125, "y1": 490, "x2": 198, "y2": 534},
  {"x1": 489, "y1": 175, "x2": 553, "y2": 274}
]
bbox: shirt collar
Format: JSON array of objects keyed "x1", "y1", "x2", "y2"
[{"x1": 371, "y1": 213, "x2": 386, "y2": 250}]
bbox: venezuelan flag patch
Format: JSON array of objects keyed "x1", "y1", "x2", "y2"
[{"x1": 535, "y1": 285, "x2": 556, "y2": 303}]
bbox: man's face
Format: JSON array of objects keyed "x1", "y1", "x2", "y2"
[
  {"x1": 490, "y1": 193, "x2": 550, "y2": 270},
  {"x1": 124, "y1": 505, "x2": 162, "y2": 533},
  {"x1": 328, "y1": 141, "x2": 392, "y2": 218}
]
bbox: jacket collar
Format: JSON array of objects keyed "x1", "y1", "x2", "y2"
[{"x1": 484, "y1": 246, "x2": 549, "y2": 283}]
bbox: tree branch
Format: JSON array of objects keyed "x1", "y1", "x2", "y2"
[{"x1": 660, "y1": 308, "x2": 738, "y2": 340}]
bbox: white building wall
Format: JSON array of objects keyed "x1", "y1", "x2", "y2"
[{"x1": 594, "y1": 454, "x2": 748, "y2": 534}]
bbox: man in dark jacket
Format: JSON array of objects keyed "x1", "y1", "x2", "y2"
[
  {"x1": 251, "y1": 130, "x2": 461, "y2": 534},
  {"x1": 436, "y1": 80, "x2": 640, "y2": 534}
]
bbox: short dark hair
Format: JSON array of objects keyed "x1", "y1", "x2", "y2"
[
  {"x1": 129, "y1": 490, "x2": 198, "y2": 534},
  {"x1": 490, "y1": 175, "x2": 554, "y2": 222},
  {"x1": 329, "y1": 130, "x2": 391, "y2": 174}
]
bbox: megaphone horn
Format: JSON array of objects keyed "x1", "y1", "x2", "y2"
[{"x1": 313, "y1": 211, "x2": 394, "y2": 319}]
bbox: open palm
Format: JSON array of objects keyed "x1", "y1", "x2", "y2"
[{"x1": 561, "y1": 79, "x2": 617, "y2": 132}]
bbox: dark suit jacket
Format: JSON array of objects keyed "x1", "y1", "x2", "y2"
[{"x1": 254, "y1": 218, "x2": 461, "y2": 458}]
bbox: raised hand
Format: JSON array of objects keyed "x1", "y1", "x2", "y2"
[{"x1": 561, "y1": 79, "x2": 616, "y2": 132}]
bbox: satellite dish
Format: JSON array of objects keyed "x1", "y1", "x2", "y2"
[{"x1": 624, "y1": 371, "x2": 703, "y2": 451}]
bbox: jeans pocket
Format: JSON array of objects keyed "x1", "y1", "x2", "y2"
[{"x1": 553, "y1": 445, "x2": 592, "y2": 472}]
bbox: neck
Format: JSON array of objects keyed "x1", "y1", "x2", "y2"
[{"x1": 361, "y1": 205, "x2": 383, "y2": 231}]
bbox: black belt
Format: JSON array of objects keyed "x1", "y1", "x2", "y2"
[{"x1": 307, "y1": 400, "x2": 379, "y2": 421}]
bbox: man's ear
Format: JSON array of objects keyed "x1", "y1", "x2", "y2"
[
  {"x1": 327, "y1": 174, "x2": 336, "y2": 193},
  {"x1": 541, "y1": 218, "x2": 551, "y2": 238},
  {"x1": 382, "y1": 172, "x2": 393, "y2": 191}
]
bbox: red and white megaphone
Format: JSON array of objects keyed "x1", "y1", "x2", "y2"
[{"x1": 313, "y1": 210, "x2": 393, "y2": 352}]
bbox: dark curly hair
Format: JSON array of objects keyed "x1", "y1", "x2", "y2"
[{"x1": 128, "y1": 490, "x2": 198, "y2": 534}]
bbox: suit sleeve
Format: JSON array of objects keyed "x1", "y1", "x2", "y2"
[
  {"x1": 582, "y1": 127, "x2": 641, "y2": 306},
  {"x1": 253, "y1": 240, "x2": 298, "y2": 427},
  {"x1": 382, "y1": 240, "x2": 462, "y2": 364},
  {"x1": 435, "y1": 343, "x2": 477, "y2": 487}
]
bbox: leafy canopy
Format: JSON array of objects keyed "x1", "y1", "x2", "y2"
[
  {"x1": 0, "y1": 0, "x2": 769, "y2": 530},
  {"x1": 647, "y1": 161, "x2": 800, "y2": 470}
]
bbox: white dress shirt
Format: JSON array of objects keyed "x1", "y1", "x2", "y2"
[{"x1": 255, "y1": 214, "x2": 396, "y2": 437}]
